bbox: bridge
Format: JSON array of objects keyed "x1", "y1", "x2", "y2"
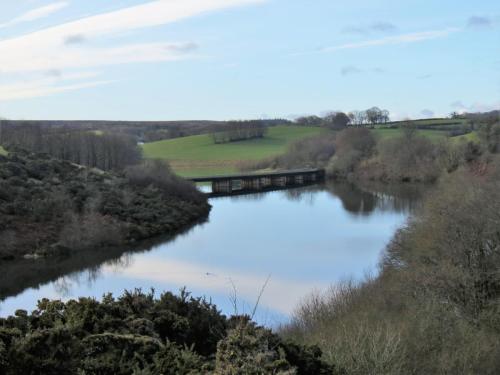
[{"x1": 189, "y1": 169, "x2": 325, "y2": 196}]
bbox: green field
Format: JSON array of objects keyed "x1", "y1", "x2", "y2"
[
  {"x1": 0, "y1": 146, "x2": 7, "y2": 156},
  {"x1": 142, "y1": 126, "x2": 326, "y2": 176},
  {"x1": 371, "y1": 128, "x2": 450, "y2": 142},
  {"x1": 375, "y1": 118, "x2": 468, "y2": 128},
  {"x1": 142, "y1": 124, "x2": 477, "y2": 177},
  {"x1": 143, "y1": 126, "x2": 325, "y2": 161}
]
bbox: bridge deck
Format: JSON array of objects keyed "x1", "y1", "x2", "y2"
[{"x1": 188, "y1": 168, "x2": 324, "y2": 182}]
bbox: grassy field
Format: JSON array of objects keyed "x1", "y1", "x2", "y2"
[
  {"x1": 371, "y1": 128, "x2": 450, "y2": 142},
  {"x1": 376, "y1": 118, "x2": 468, "y2": 128},
  {"x1": 142, "y1": 126, "x2": 326, "y2": 176},
  {"x1": 142, "y1": 124, "x2": 477, "y2": 177},
  {"x1": 0, "y1": 146, "x2": 7, "y2": 156}
]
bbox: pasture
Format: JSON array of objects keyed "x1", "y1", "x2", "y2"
[{"x1": 142, "y1": 125, "x2": 325, "y2": 176}]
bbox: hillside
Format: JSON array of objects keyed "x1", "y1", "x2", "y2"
[
  {"x1": 371, "y1": 128, "x2": 450, "y2": 142},
  {"x1": 142, "y1": 125, "x2": 326, "y2": 176},
  {"x1": 377, "y1": 118, "x2": 468, "y2": 127},
  {"x1": 0, "y1": 152, "x2": 210, "y2": 261}
]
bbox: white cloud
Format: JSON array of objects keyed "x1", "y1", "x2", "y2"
[
  {"x1": 0, "y1": 78, "x2": 113, "y2": 101},
  {"x1": 1, "y1": 42, "x2": 199, "y2": 73},
  {"x1": 0, "y1": 71, "x2": 112, "y2": 101},
  {"x1": 0, "y1": 0, "x2": 265, "y2": 73},
  {"x1": 320, "y1": 28, "x2": 459, "y2": 53},
  {"x1": 0, "y1": 0, "x2": 265, "y2": 101},
  {"x1": 0, "y1": 1, "x2": 69, "y2": 29}
]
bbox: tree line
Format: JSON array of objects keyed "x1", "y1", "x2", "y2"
[
  {"x1": 210, "y1": 120, "x2": 268, "y2": 144},
  {"x1": 295, "y1": 106, "x2": 390, "y2": 129},
  {"x1": 0, "y1": 123, "x2": 141, "y2": 171}
]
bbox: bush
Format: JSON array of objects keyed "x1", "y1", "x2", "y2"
[
  {"x1": 125, "y1": 159, "x2": 205, "y2": 203},
  {"x1": 0, "y1": 152, "x2": 210, "y2": 260},
  {"x1": 0, "y1": 290, "x2": 334, "y2": 374},
  {"x1": 326, "y1": 128, "x2": 376, "y2": 179},
  {"x1": 58, "y1": 212, "x2": 124, "y2": 251},
  {"x1": 239, "y1": 134, "x2": 336, "y2": 171}
]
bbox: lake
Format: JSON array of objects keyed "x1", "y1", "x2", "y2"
[{"x1": 0, "y1": 182, "x2": 423, "y2": 326}]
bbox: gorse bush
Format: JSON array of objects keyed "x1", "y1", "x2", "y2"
[
  {"x1": 0, "y1": 152, "x2": 210, "y2": 260},
  {"x1": 125, "y1": 159, "x2": 205, "y2": 203},
  {"x1": 0, "y1": 290, "x2": 335, "y2": 375}
]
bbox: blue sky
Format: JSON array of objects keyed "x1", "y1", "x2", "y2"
[{"x1": 0, "y1": 0, "x2": 498, "y2": 121}]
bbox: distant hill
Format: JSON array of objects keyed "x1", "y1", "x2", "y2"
[{"x1": 0, "y1": 119, "x2": 291, "y2": 142}]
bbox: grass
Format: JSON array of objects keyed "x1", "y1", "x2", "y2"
[
  {"x1": 0, "y1": 146, "x2": 7, "y2": 156},
  {"x1": 375, "y1": 118, "x2": 468, "y2": 128},
  {"x1": 371, "y1": 128, "x2": 449, "y2": 142},
  {"x1": 143, "y1": 126, "x2": 325, "y2": 161},
  {"x1": 142, "y1": 126, "x2": 326, "y2": 176}
]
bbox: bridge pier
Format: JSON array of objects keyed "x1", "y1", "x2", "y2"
[
  {"x1": 212, "y1": 180, "x2": 232, "y2": 193},
  {"x1": 294, "y1": 174, "x2": 304, "y2": 184}
]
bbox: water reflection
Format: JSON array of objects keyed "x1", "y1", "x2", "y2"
[{"x1": 0, "y1": 182, "x2": 424, "y2": 325}]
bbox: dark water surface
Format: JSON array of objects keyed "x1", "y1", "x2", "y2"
[{"x1": 0, "y1": 182, "x2": 423, "y2": 325}]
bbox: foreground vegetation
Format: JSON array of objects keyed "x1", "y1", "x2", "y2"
[
  {"x1": 283, "y1": 155, "x2": 500, "y2": 374},
  {"x1": 0, "y1": 152, "x2": 209, "y2": 261},
  {"x1": 0, "y1": 289, "x2": 337, "y2": 374}
]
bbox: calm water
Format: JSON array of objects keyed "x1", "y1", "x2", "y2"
[{"x1": 0, "y1": 182, "x2": 422, "y2": 325}]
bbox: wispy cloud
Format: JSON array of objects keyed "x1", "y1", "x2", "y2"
[
  {"x1": 467, "y1": 16, "x2": 493, "y2": 28},
  {"x1": 0, "y1": 1, "x2": 68, "y2": 29},
  {"x1": 371, "y1": 22, "x2": 398, "y2": 32},
  {"x1": 0, "y1": 0, "x2": 265, "y2": 73},
  {"x1": 0, "y1": 73, "x2": 112, "y2": 101},
  {"x1": 320, "y1": 28, "x2": 459, "y2": 53},
  {"x1": 341, "y1": 65, "x2": 362, "y2": 76},
  {"x1": 0, "y1": 0, "x2": 264, "y2": 101},
  {"x1": 342, "y1": 21, "x2": 398, "y2": 35},
  {"x1": 64, "y1": 34, "x2": 86, "y2": 45},
  {"x1": 341, "y1": 65, "x2": 386, "y2": 76}
]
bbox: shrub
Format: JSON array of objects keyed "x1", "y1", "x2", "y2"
[
  {"x1": 125, "y1": 159, "x2": 205, "y2": 203},
  {"x1": 239, "y1": 134, "x2": 336, "y2": 171},
  {"x1": 0, "y1": 290, "x2": 333, "y2": 374},
  {"x1": 58, "y1": 212, "x2": 124, "y2": 251},
  {"x1": 376, "y1": 130, "x2": 441, "y2": 182}
]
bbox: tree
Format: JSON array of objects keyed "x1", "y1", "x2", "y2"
[
  {"x1": 295, "y1": 116, "x2": 323, "y2": 126},
  {"x1": 478, "y1": 123, "x2": 500, "y2": 153},
  {"x1": 324, "y1": 112, "x2": 351, "y2": 130},
  {"x1": 381, "y1": 109, "x2": 390, "y2": 123},
  {"x1": 366, "y1": 107, "x2": 383, "y2": 126}
]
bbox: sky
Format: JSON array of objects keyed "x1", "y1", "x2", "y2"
[{"x1": 0, "y1": 0, "x2": 498, "y2": 121}]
